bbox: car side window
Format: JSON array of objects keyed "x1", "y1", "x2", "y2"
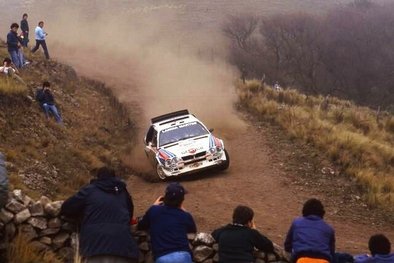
[
  {"x1": 151, "y1": 130, "x2": 158, "y2": 147},
  {"x1": 146, "y1": 126, "x2": 154, "y2": 144}
]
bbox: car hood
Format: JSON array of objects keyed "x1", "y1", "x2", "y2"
[{"x1": 158, "y1": 135, "x2": 222, "y2": 160}]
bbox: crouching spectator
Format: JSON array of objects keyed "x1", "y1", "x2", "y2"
[
  {"x1": 137, "y1": 182, "x2": 197, "y2": 263},
  {"x1": 0, "y1": 58, "x2": 25, "y2": 84},
  {"x1": 0, "y1": 152, "x2": 8, "y2": 209},
  {"x1": 285, "y1": 198, "x2": 335, "y2": 263},
  {"x1": 35, "y1": 81, "x2": 62, "y2": 123},
  {"x1": 354, "y1": 234, "x2": 394, "y2": 263},
  {"x1": 60, "y1": 167, "x2": 139, "y2": 263},
  {"x1": 212, "y1": 205, "x2": 274, "y2": 263}
]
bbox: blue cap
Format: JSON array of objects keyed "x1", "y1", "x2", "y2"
[{"x1": 165, "y1": 182, "x2": 186, "y2": 200}]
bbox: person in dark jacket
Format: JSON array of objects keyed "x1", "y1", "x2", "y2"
[
  {"x1": 61, "y1": 167, "x2": 139, "y2": 263},
  {"x1": 20, "y1": 13, "x2": 29, "y2": 47},
  {"x1": 6, "y1": 23, "x2": 24, "y2": 68},
  {"x1": 212, "y1": 205, "x2": 274, "y2": 263},
  {"x1": 137, "y1": 182, "x2": 197, "y2": 263},
  {"x1": 284, "y1": 198, "x2": 335, "y2": 263},
  {"x1": 0, "y1": 152, "x2": 8, "y2": 209},
  {"x1": 35, "y1": 81, "x2": 62, "y2": 123}
]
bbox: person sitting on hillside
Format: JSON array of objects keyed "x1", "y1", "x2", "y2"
[
  {"x1": 60, "y1": 167, "x2": 139, "y2": 263},
  {"x1": 354, "y1": 234, "x2": 394, "y2": 263},
  {"x1": 0, "y1": 152, "x2": 8, "y2": 209},
  {"x1": 211, "y1": 205, "x2": 274, "y2": 263},
  {"x1": 137, "y1": 182, "x2": 197, "y2": 263},
  {"x1": 284, "y1": 198, "x2": 335, "y2": 263},
  {"x1": 0, "y1": 58, "x2": 25, "y2": 84},
  {"x1": 35, "y1": 81, "x2": 62, "y2": 123}
]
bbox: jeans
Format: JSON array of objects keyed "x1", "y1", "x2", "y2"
[
  {"x1": 22, "y1": 32, "x2": 29, "y2": 47},
  {"x1": 155, "y1": 251, "x2": 192, "y2": 263},
  {"x1": 31, "y1": 40, "x2": 50, "y2": 59},
  {"x1": 43, "y1": 103, "x2": 62, "y2": 123},
  {"x1": 9, "y1": 50, "x2": 23, "y2": 68}
]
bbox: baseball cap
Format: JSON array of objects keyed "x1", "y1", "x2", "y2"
[{"x1": 165, "y1": 182, "x2": 186, "y2": 200}]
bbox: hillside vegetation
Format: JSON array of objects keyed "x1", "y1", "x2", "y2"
[
  {"x1": 237, "y1": 80, "x2": 394, "y2": 211},
  {"x1": 0, "y1": 40, "x2": 135, "y2": 201}
]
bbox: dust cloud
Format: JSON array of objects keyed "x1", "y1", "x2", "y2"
[{"x1": 30, "y1": 1, "x2": 247, "y2": 172}]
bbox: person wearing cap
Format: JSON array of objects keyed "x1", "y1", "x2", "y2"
[
  {"x1": 137, "y1": 182, "x2": 197, "y2": 263},
  {"x1": 212, "y1": 205, "x2": 274, "y2": 263},
  {"x1": 60, "y1": 167, "x2": 139, "y2": 263}
]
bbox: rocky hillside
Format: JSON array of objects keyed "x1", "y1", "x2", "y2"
[{"x1": 0, "y1": 40, "x2": 135, "y2": 200}]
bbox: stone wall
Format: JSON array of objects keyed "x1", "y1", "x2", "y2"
[{"x1": 0, "y1": 190, "x2": 290, "y2": 263}]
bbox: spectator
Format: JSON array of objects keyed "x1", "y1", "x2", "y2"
[
  {"x1": 354, "y1": 234, "x2": 394, "y2": 263},
  {"x1": 284, "y1": 198, "x2": 335, "y2": 263},
  {"x1": 60, "y1": 167, "x2": 139, "y2": 263},
  {"x1": 212, "y1": 205, "x2": 274, "y2": 263},
  {"x1": 6, "y1": 23, "x2": 24, "y2": 68},
  {"x1": 0, "y1": 152, "x2": 8, "y2": 209},
  {"x1": 137, "y1": 182, "x2": 197, "y2": 263},
  {"x1": 0, "y1": 58, "x2": 25, "y2": 84},
  {"x1": 31, "y1": 21, "x2": 49, "y2": 59},
  {"x1": 35, "y1": 81, "x2": 62, "y2": 123},
  {"x1": 20, "y1": 13, "x2": 29, "y2": 47}
]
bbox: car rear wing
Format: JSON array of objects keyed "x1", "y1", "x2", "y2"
[{"x1": 151, "y1": 109, "x2": 190, "y2": 124}]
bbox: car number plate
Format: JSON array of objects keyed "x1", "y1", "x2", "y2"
[{"x1": 190, "y1": 162, "x2": 202, "y2": 168}]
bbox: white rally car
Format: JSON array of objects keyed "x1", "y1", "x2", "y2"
[{"x1": 143, "y1": 110, "x2": 230, "y2": 179}]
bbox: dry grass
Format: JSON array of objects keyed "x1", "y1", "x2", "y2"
[
  {"x1": 0, "y1": 77, "x2": 27, "y2": 95},
  {"x1": 7, "y1": 234, "x2": 63, "y2": 263},
  {"x1": 237, "y1": 80, "x2": 394, "y2": 210}
]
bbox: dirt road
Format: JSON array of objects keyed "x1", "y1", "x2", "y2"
[{"x1": 128, "y1": 118, "x2": 394, "y2": 254}]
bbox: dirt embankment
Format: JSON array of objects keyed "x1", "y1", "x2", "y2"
[{"x1": 0, "y1": 42, "x2": 135, "y2": 200}]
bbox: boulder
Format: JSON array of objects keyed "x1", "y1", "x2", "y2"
[
  {"x1": 212, "y1": 243, "x2": 219, "y2": 251},
  {"x1": 29, "y1": 201, "x2": 44, "y2": 217},
  {"x1": 44, "y1": 201, "x2": 63, "y2": 217},
  {"x1": 193, "y1": 245, "x2": 214, "y2": 263},
  {"x1": 52, "y1": 232, "x2": 70, "y2": 248},
  {"x1": 213, "y1": 252, "x2": 219, "y2": 262},
  {"x1": 39, "y1": 196, "x2": 52, "y2": 207},
  {"x1": 18, "y1": 224, "x2": 37, "y2": 241},
  {"x1": 39, "y1": 227, "x2": 60, "y2": 236},
  {"x1": 139, "y1": 241, "x2": 150, "y2": 252},
  {"x1": 12, "y1": 189, "x2": 24, "y2": 203},
  {"x1": 5, "y1": 199, "x2": 25, "y2": 213},
  {"x1": 28, "y1": 217, "x2": 47, "y2": 230},
  {"x1": 14, "y1": 209, "x2": 31, "y2": 224},
  {"x1": 30, "y1": 241, "x2": 49, "y2": 252},
  {"x1": 193, "y1": 232, "x2": 215, "y2": 246},
  {"x1": 39, "y1": 236, "x2": 52, "y2": 245},
  {"x1": 0, "y1": 208, "x2": 14, "y2": 224},
  {"x1": 48, "y1": 218, "x2": 62, "y2": 228}
]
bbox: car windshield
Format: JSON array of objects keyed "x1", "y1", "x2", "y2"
[{"x1": 159, "y1": 121, "x2": 209, "y2": 146}]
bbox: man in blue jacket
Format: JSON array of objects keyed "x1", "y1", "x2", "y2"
[
  {"x1": 6, "y1": 23, "x2": 24, "y2": 68},
  {"x1": 61, "y1": 167, "x2": 139, "y2": 263},
  {"x1": 354, "y1": 234, "x2": 394, "y2": 263},
  {"x1": 284, "y1": 198, "x2": 335, "y2": 263},
  {"x1": 31, "y1": 21, "x2": 50, "y2": 59},
  {"x1": 138, "y1": 182, "x2": 197, "y2": 263}
]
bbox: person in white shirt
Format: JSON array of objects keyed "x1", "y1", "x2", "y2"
[{"x1": 31, "y1": 21, "x2": 50, "y2": 59}]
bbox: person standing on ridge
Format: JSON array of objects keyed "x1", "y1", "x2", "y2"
[
  {"x1": 20, "y1": 13, "x2": 29, "y2": 47},
  {"x1": 6, "y1": 23, "x2": 24, "y2": 68},
  {"x1": 31, "y1": 21, "x2": 50, "y2": 59}
]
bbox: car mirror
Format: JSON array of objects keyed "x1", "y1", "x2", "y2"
[{"x1": 209, "y1": 128, "x2": 214, "y2": 133}]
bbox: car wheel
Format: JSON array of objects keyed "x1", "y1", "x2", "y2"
[
  {"x1": 219, "y1": 149, "x2": 230, "y2": 170},
  {"x1": 156, "y1": 163, "x2": 167, "y2": 180}
]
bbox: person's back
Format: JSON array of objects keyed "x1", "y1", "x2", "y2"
[
  {"x1": 354, "y1": 234, "x2": 394, "y2": 263},
  {"x1": 212, "y1": 205, "x2": 274, "y2": 263},
  {"x1": 284, "y1": 199, "x2": 335, "y2": 263},
  {"x1": 61, "y1": 167, "x2": 139, "y2": 262},
  {"x1": 138, "y1": 182, "x2": 196, "y2": 263}
]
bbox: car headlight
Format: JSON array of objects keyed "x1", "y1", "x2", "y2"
[
  {"x1": 165, "y1": 157, "x2": 182, "y2": 168},
  {"x1": 209, "y1": 147, "x2": 217, "y2": 155}
]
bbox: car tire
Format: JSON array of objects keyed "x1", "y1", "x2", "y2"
[
  {"x1": 219, "y1": 149, "x2": 230, "y2": 170},
  {"x1": 156, "y1": 163, "x2": 167, "y2": 180}
]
